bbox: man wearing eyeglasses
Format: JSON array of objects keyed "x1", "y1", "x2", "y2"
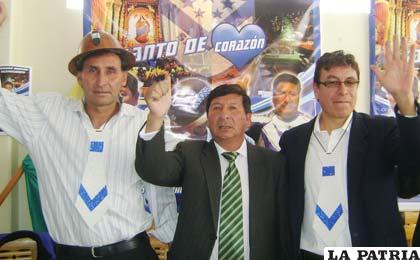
[{"x1": 279, "y1": 38, "x2": 420, "y2": 260}]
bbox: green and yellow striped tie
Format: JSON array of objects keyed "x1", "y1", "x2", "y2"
[{"x1": 218, "y1": 152, "x2": 244, "y2": 260}]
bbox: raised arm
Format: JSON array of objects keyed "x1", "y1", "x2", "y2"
[
  {"x1": 135, "y1": 127, "x2": 185, "y2": 186},
  {"x1": 0, "y1": 89, "x2": 50, "y2": 145},
  {"x1": 371, "y1": 38, "x2": 420, "y2": 197},
  {"x1": 135, "y1": 75, "x2": 186, "y2": 186}
]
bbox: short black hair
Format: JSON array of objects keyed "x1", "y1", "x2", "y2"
[
  {"x1": 75, "y1": 49, "x2": 130, "y2": 72},
  {"x1": 126, "y1": 73, "x2": 139, "y2": 98},
  {"x1": 314, "y1": 50, "x2": 360, "y2": 84},
  {"x1": 272, "y1": 73, "x2": 301, "y2": 93},
  {"x1": 206, "y1": 84, "x2": 251, "y2": 114}
]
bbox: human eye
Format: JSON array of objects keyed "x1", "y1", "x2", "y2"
[
  {"x1": 229, "y1": 105, "x2": 238, "y2": 110},
  {"x1": 87, "y1": 66, "x2": 97, "y2": 73},
  {"x1": 211, "y1": 104, "x2": 221, "y2": 111},
  {"x1": 344, "y1": 79, "x2": 359, "y2": 88},
  {"x1": 289, "y1": 91, "x2": 298, "y2": 97},
  {"x1": 107, "y1": 68, "x2": 117, "y2": 75},
  {"x1": 326, "y1": 81, "x2": 341, "y2": 88}
]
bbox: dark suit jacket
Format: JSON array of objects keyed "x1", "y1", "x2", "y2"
[
  {"x1": 279, "y1": 111, "x2": 420, "y2": 258},
  {"x1": 135, "y1": 128, "x2": 288, "y2": 260}
]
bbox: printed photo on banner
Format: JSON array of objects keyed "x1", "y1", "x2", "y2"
[
  {"x1": 371, "y1": 0, "x2": 420, "y2": 117},
  {"x1": 0, "y1": 65, "x2": 32, "y2": 134}
]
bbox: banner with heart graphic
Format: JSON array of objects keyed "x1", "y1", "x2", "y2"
[
  {"x1": 82, "y1": 0, "x2": 320, "y2": 214},
  {"x1": 211, "y1": 23, "x2": 266, "y2": 70},
  {"x1": 84, "y1": 0, "x2": 320, "y2": 147}
]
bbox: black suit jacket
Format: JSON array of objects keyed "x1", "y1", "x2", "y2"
[
  {"x1": 135, "y1": 128, "x2": 288, "y2": 260},
  {"x1": 279, "y1": 111, "x2": 420, "y2": 258}
]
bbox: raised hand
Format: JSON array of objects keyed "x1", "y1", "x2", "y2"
[
  {"x1": 371, "y1": 37, "x2": 416, "y2": 115},
  {"x1": 146, "y1": 75, "x2": 171, "y2": 118},
  {"x1": 145, "y1": 75, "x2": 171, "y2": 132}
]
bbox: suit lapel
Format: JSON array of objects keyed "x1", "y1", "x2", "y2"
[
  {"x1": 347, "y1": 112, "x2": 368, "y2": 207},
  {"x1": 289, "y1": 119, "x2": 313, "y2": 243},
  {"x1": 247, "y1": 144, "x2": 259, "y2": 254},
  {"x1": 295, "y1": 120, "x2": 314, "y2": 178},
  {"x1": 201, "y1": 141, "x2": 222, "y2": 232},
  {"x1": 294, "y1": 119, "x2": 314, "y2": 202}
]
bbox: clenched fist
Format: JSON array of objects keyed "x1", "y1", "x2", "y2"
[{"x1": 145, "y1": 75, "x2": 171, "y2": 119}]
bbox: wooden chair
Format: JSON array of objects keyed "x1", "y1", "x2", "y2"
[
  {"x1": 0, "y1": 166, "x2": 23, "y2": 206},
  {"x1": 401, "y1": 211, "x2": 419, "y2": 246},
  {"x1": 149, "y1": 236, "x2": 169, "y2": 260},
  {"x1": 0, "y1": 238, "x2": 37, "y2": 260}
]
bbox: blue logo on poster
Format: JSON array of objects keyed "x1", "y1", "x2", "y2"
[{"x1": 212, "y1": 23, "x2": 266, "y2": 70}]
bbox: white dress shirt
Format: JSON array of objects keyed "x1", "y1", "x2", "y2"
[
  {"x1": 0, "y1": 89, "x2": 177, "y2": 246},
  {"x1": 210, "y1": 140, "x2": 250, "y2": 260},
  {"x1": 141, "y1": 129, "x2": 250, "y2": 260},
  {"x1": 300, "y1": 113, "x2": 353, "y2": 255}
]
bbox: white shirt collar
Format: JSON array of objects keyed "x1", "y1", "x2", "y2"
[
  {"x1": 69, "y1": 99, "x2": 136, "y2": 117},
  {"x1": 213, "y1": 138, "x2": 248, "y2": 160},
  {"x1": 314, "y1": 112, "x2": 353, "y2": 134}
]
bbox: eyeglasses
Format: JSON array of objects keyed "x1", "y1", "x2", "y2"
[{"x1": 318, "y1": 80, "x2": 359, "y2": 89}]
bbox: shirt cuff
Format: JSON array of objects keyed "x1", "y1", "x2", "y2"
[
  {"x1": 400, "y1": 114, "x2": 418, "y2": 118},
  {"x1": 396, "y1": 108, "x2": 418, "y2": 118}
]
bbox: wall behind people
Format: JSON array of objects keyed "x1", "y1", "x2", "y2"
[
  {"x1": 320, "y1": 6, "x2": 370, "y2": 113},
  {"x1": 0, "y1": 0, "x2": 370, "y2": 232},
  {"x1": 0, "y1": 0, "x2": 13, "y2": 233}
]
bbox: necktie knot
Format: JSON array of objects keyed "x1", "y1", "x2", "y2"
[{"x1": 222, "y1": 152, "x2": 239, "y2": 163}]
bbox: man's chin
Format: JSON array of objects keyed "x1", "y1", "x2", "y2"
[
  {"x1": 88, "y1": 99, "x2": 118, "y2": 107},
  {"x1": 213, "y1": 133, "x2": 233, "y2": 140},
  {"x1": 276, "y1": 110, "x2": 298, "y2": 119}
]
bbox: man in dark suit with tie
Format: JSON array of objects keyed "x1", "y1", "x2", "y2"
[
  {"x1": 279, "y1": 38, "x2": 420, "y2": 260},
  {"x1": 135, "y1": 83, "x2": 288, "y2": 259}
]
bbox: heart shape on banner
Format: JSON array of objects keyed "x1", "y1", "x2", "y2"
[{"x1": 211, "y1": 23, "x2": 266, "y2": 70}]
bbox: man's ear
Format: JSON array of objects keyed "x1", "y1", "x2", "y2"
[
  {"x1": 121, "y1": 72, "x2": 128, "y2": 88},
  {"x1": 76, "y1": 72, "x2": 83, "y2": 89},
  {"x1": 313, "y1": 82, "x2": 320, "y2": 101},
  {"x1": 245, "y1": 113, "x2": 252, "y2": 128}
]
